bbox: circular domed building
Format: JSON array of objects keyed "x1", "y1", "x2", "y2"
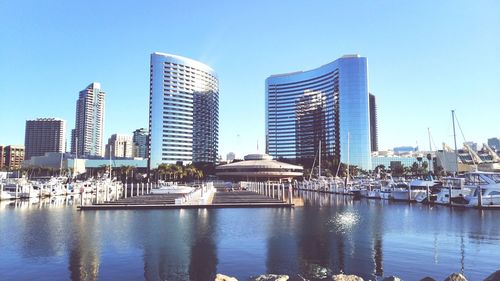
[{"x1": 216, "y1": 153, "x2": 303, "y2": 181}]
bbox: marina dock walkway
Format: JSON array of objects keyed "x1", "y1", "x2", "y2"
[{"x1": 78, "y1": 190, "x2": 292, "y2": 210}]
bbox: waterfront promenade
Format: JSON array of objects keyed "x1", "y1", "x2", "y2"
[{"x1": 78, "y1": 182, "x2": 294, "y2": 210}]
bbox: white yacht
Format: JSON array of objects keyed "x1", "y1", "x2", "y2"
[
  {"x1": 416, "y1": 177, "x2": 472, "y2": 204},
  {"x1": 378, "y1": 178, "x2": 407, "y2": 200},
  {"x1": 0, "y1": 190, "x2": 15, "y2": 200},
  {"x1": 462, "y1": 172, "x2": 500, "y2": 207},
  {"x1": 391, "y1": 179, "x2": 436, "y2": 201},
  {"x1": 151, "y1": 183, "x2": 195, "y2": 194}
]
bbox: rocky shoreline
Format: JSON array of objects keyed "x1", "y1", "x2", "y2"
[{"x1": 214, "y1": 270, "x2": 500, "y2": 281}]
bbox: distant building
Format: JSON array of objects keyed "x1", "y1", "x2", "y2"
[
  {"x1": 132, "y1": 128, "x2": 148, "y2": 158},
  {"x1": 487, "y1": 137, "x2": 499, "y2": 151},
  {"x1": 371, "y1": 153, "x2": 420, "y2": 171},
  {"x1": 0, "y1": 145, "x2": 25, "y2": 170},
  {"x1": 71, "y1": 82, "x2": 105, "y2": 157},
  {"x1": 265, "y1": 55, "x2": 372, "y2": 170},
  {"x1": 105, "y1": 134, "x2": 134, "y2": 158},
  {"x1": 24, "y1": 152, "x2": 146, "y2": 175},
  {"x1": 226, "y1": 152, "x2": 236, "y2": 162},
  {"x1": 464, "y1": 141, "x2": 478, "y2": 152},
  {"x1": 369, "y1": 93, "x2": 378, "y2": 152},
  {"x1": 393, "y1": 146, "x2": 417, "y2": 154},
  {"x1": 24, "y1": 118, "x2": 66, "y2": 160},
  {"x1": 149, "y1": 52, "x2": 219, "y2": 168}
]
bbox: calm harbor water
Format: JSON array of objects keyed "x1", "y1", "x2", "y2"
[{"x1": 1, "y1": 191, "x2": 500, "y2": 281}]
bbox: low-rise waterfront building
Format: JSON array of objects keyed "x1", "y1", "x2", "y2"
[
  {"x1": 371, "y1": 151, "x2": 421, "y2": 171},
  {"x1": 216, "y1": 153, "x2": 303, "y2": 181},
  {"x1": 23, "y1": 151, "x2": 147, "y2": 176}
]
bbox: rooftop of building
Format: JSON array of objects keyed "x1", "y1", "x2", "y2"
[
  {"x1": 267, "y1": 54, "x2": 363, "y2": 79},
  {"x1": 152, "y1": 52, "x2": 215, "y2": 74}
]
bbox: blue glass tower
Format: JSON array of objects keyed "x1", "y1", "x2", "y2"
[{"x1": 265, "y1": 55, "x2": 371, "y2": 170}]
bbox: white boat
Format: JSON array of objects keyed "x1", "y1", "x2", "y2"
[
  {"x1": 416, "y1": 177, "x2": 472, "y2": 204},
  {"x1": 151, "y1": 184, "x2": 194, "y2": 194},
  {"x1": 463, "y1": 171, "x2": 500, "y2": 207},
  {"x1": 0, "y1": 190, "x2": 15, "y2": 200},
  {"x1": 378, "y1": 178, "x2": 407, "y2": 200},
  {"x1": 390, "y1": 180, "x2": 429, "y2": 201},
  {"x1": 367, "y1": 188, "x2": 381, "y2": 199}
]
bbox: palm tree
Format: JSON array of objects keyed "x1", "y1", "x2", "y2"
[
  {"x1": 98, "y1": 164, "x2": 110, "y2": 178},
  {"x1": 172, "y1": 165, "x2": 183, "y2": 181},
  {"x1": 157, "y1": 163, "x2": 171, "y2": 181},
  {"x1": 120, "y1": 165, "x2": 135, "y2": 183}
]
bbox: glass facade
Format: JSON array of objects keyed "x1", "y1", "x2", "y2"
[
  {"x1": 149, "y1": 53, "x2": 219, "y2": 168},
  {"x1": 265, "y1": 55, "x2": 372, "y2": 170}
]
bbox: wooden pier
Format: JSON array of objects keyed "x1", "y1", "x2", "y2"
[{"x1": 78, "y1": 189, "x2": 292, "y2": 210}]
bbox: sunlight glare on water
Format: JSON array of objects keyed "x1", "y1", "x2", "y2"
[{"x1": 328, "y1": 210, "x2": 360, "y2": 234}]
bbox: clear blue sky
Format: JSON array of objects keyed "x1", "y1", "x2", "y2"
[{"x1": 1, "y1": 0, "x2": 499, "y2": 158}]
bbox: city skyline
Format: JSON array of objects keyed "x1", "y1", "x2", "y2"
[{"x1": 0, "y1": 1, "x2": 499, "y2": 159}]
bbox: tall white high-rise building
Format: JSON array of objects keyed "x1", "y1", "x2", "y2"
[
  {"x1": 71, "y1": 82, "x2": 105, "y2": 157},
  {"x1": 149, "y1": 52, "x2": 219, "y2": 168}
]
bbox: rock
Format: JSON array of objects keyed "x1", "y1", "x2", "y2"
[
  {"x1": 291, "y1": 274, "x2": 309, "y2": 281},
  {"x1": 249, "y1": 274, "x2": 289, "y2": 281},
  {"x1": 382, "y1": 276, "x2": 403, "y2": 281},
  {"x1": 444, "y1": 273, "x2": 468, "y2": 281},
  {"x1": 331, "y1": 274, "x2": 364, "y2": 281},
  {"x1": 304, "y1": 264, "x2": 332, "y2": 279},
  {"x1": 484, "y1": 270, "x2": 500, "y2": 281},
  {"x1": 215, "y1": 273, "x2": 238, "y2": 281},
  {"x1": 419, "y1": 277, "x2": 436, "y2": 281}
]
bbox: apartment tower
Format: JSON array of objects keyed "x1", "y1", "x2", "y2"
[
  {"x1": 149, "y1": 52, "x2": 219, "y2": 168},
  {"x1": 71, "y1": 82, "x2": 105, "y2": 157}
]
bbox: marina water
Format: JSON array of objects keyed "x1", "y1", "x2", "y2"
[{"x1": 1, "y1": 191, "x2": 500, "y2": 280}]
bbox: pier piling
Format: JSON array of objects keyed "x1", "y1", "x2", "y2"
[{"x1": 478, "y1": 185, "x2": 482, "y2": 208}]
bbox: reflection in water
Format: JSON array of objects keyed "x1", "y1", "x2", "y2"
[
  {"x1": 69, "y1": 212, "x2": 100, "y2": 281},
  {"x1": 140, "y1": 211, "x2": 190, "y2": 280},
  {"x1": 188, "y1": 209, "x2": 218, "y2": 281},
  {"x1": 2, "y1": 192, "x2": 500, "y2": 281},
  {"x1": 266, "y1": 208, "x2": 298, "y2": 275}
]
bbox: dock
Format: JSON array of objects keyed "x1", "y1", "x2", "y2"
[{"x1": 78, "y1": 189, "x2": 293, "y2": 210}]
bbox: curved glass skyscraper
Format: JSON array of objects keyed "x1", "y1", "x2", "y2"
[
  {"x1": 265, "y1": 55, "x2": 371, "y2": 170},
  {"x1": 149, "y1": 52, "x2": 219, "y2": 168}
]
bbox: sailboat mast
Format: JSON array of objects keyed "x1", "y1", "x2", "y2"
[
  {"x1": 427, "y1": 128, "x2": 433, "y2": 174},
  {"x1": 451, "y1": 110, "x2": 459, "y2": 174},
  {"x1": 74, "y1": 137, "x2": 78, "y2": 178},
  {"x1": 108, "y1": 146, "x2": 112, "y2": 179},
  {"x1": 347, "y1": 132, "x2": 350, "y2": 183},
  {"x1": 318, "y1": 140, "x2": 321, "y2": 178}
]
